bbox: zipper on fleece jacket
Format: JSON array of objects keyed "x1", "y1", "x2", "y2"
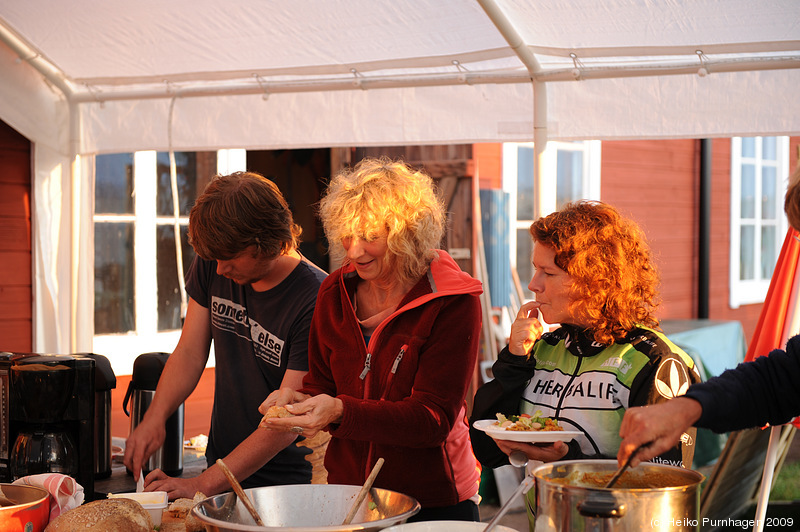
[
  {"x1": 380, "y1": 344, "x2": 408, "y2": 400},
  {"x1": 359, "y1": 352, "x2": 372, "y2": 380}
]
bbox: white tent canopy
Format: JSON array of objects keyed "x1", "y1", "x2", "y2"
[
  {"x1": 0, "y1": 0, "x2": 799, "y2": 354},
  {"x1": 2, "y1": 0, "x2": 799, "y2": 153}
]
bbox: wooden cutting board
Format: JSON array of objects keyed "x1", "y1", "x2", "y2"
[{"x1": 159, "y1": 510, "x2": 189, "y2": 532}]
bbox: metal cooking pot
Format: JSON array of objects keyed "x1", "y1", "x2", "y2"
[
  {"x1": 382, "y1": 522, "x2": 518, "y2": 532},
  {"x1": 0, "y1": 483, "x2": 50, "y2": 532},
  {"x1": 533, "y1": 460, "x2": 705, "y2": 532},
  {"x1": 192, "y1": 484, "x2": 421, "y2": 531}
]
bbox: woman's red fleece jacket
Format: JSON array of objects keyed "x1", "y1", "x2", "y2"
[{"x1": 301, "y1": 250, "x2": 484, "y2": 508}]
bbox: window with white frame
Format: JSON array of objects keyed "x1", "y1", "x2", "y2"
[
  {"x1": 93, "y1": 149, "x2": 246, "y2": 373},
  {"x1": 729, "y1": 136, "x2": 789, "y2": 308},
  {"x1": 503, "y1": 141, "x2": 602, "y2": 301}
]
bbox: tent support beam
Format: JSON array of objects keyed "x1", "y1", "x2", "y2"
[
  {"x1": 0, "y1": 19, "x2": 74, "y2": 99},
  {"x1": 1, "y1": 15, "x2": 797, "y2": 106},
  {"x1": 64, "y1": 55, "x2": 800, "y2": 104},
  {"x1": 476, "y1": 0, "x2": 549, "y2": 220},
  {"x1": 475, "y1": 0, "x2": 543, "y2": 76}
]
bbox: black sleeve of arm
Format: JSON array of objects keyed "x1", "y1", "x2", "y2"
[
  {"x1": 469, "y1": 347, "x2": 537, "y2": 468},
  {"x1": 686, "y1": 336, "x2": 800, "y2": 433}
]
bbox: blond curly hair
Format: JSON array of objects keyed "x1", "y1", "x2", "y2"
[
  {"x1": 319, "y1": 157, "x2": 445, "y2": 286},
  {"x1": 530, "y1": 201, "x2": 660, "y2": 345}
]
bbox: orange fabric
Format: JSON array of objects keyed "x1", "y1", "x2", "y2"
[{"x1": 744, "y1": 229, "x2": 800, "y2": 428}]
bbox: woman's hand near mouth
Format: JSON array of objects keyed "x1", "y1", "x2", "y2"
[{"x1": 508, "y1": 300, "x2": 544, "y2": 357}]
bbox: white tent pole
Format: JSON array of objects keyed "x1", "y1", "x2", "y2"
[
  {"x1": 63, "y1": 57, "x2": 800, "y2": 105},
  {"x1": 0, "y1": 19, "x2": 73, "y2": 98},
  {"x1": 533, "y1": 80, "x2": 548, "y2": 220},
  {"x1": 754, "y1": 426, "x2": 782, "y2": 532},
  {"x1": 69, "y1": 101, "x2": 80, "y2": 353},
  {"x1": 475, "y1": 0, "x2": 542, "y2": 76},
  {"x1": 475, "y1": 0, "x2": 549, "y2": 220}
]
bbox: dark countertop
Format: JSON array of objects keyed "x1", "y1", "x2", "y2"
[{"x1": 94, "y1": 448, "x2": 208, "y2": 498}]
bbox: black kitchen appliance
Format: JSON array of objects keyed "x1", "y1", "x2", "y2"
[
  {"x1": 75, "y1": 353, "x2": 117, "y2": 479},
  {"x1": 123, "y1": 352, "x2": 184, "y2": 476},
  {"x1": 0, "y1": 352, "x2": 96, "y2": 499}
]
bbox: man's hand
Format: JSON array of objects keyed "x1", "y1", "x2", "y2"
[
  {"x1": 142, "y1": 469, "x2": 206, "y2": 501},
  {"x1": 124, "y1": 417, "x2": 167, "y2": 483},
  {"x1": 617, "y1": 397, "x2": 703, "y2": 467}
]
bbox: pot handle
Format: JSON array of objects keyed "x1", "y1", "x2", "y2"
[
  {"x1": 122, "y1": 380, "x2": 132, "y2": 417},
  {"x1": 577, "y1": 492, "x2": 626, "y2": 519}
]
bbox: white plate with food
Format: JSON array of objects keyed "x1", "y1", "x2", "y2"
[{"x1": 472, "y1": 419, "x2": 582, "y2": 443}]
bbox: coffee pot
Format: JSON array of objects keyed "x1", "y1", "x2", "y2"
[
  {"x1": 0, "y1": 353, "x2": 96, "y2": 497},
  {"x1": 11, "y1": 429, "x2": 77, "y2": 478},
  {"x1": 123, "y1": 352, "x2": 184, "y2": 476}
]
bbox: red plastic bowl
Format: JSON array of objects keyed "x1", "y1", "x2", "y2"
[{"x1": 0, "y1": 483, "x2": 50, "y2": 532}]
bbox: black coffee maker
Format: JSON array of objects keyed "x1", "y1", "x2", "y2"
[{"x1": 0, "y1": 353, "x2": 95, "y2": 498}]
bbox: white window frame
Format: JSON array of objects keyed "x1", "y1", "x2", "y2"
[
  {"x1": 729, "y1": 136, "x2": 790, "y2": 308},
  {"x1": 93, "y1": 149, "x2": 245, "y2": 375},
  {"x1": 502, "y1": 140, "x2": 601, "y2": 275}
]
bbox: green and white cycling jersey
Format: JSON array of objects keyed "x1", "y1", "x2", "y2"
[{"x1": 513, "y1": 324, "x2": 701, "y2": 467}]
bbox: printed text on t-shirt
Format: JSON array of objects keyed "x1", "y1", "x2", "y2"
[{"x1": 211, "y1": 296, "x2": 285, "y2": 366}]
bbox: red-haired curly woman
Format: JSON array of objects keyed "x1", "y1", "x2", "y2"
[{"x1": 471, "y1": 201, "x2": 701, "y2": 477}]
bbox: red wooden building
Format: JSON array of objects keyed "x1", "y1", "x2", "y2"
[{"x1": 1, "y1": 123, "x2": 798, "y2": 438}]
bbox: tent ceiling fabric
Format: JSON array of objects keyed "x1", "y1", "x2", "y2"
[{"x1": 1, "y1": 0, "x2": 799, "y2": 151}]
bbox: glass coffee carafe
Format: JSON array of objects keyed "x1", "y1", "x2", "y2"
[
  {"x1": 11, "y1": 428, "x2": 78, "y2": 477},
  {"x1": 9, "y1": 362, "x2": 79, "y2": 479}
]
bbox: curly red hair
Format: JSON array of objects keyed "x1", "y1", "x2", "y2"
[
  {"x1": 785, "y1": 164, "x2": 800, "y2": 233},
  {"x1": 530, "y1": 201, "x2": 660, "y2": 345}
]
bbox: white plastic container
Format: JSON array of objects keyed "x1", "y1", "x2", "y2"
[{"x1": 108, "y1": 491, "x2": 169, "y2": 526}]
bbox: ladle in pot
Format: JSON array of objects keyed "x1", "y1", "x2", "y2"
[
  {"x1": 604, "y1": 441, "x2": 651, "y2": 489},
  {"x1": 483, "y1": 451, "x2": 535, "y2": 532}
]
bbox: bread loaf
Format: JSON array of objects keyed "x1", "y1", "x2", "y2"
[
  {"x1": 184, "y1": 491, "x2": 207, "y2": 532},
  {"x1": 44, "y1": 498, "x2": 153, "y2": 532},
  {"x1": 263, "y1": 405, "x2": 294, "y2": 419}
]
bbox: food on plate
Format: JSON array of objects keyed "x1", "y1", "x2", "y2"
[
  {"x1": 263, "y1": 405, "x2": 295, "y2": 419},
  {"x1": 494, "y1": 411, "x2": 563, "y2": 431},
  {"x1": 168, "y1": 491, "x2": 207, "y2": 532},
  {"x1": 44, "y1": 497, "x2": 153, "y2": 531}
]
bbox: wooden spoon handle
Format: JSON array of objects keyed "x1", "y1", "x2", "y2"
[
  {"x1": 342, "y1": 457, "x2": 385, "y2": 525},
  {"x1": 216, "y1": 459, "x2": 264, "y2": 526}
]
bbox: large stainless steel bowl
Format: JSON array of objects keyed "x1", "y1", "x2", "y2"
[{"x1": 192, "y1": 484, "x2": 421, "y2": 531}]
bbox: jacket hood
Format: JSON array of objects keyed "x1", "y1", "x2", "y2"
[{"x1": 426, "y1": 249, "x2": 483, "y2": 297}]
